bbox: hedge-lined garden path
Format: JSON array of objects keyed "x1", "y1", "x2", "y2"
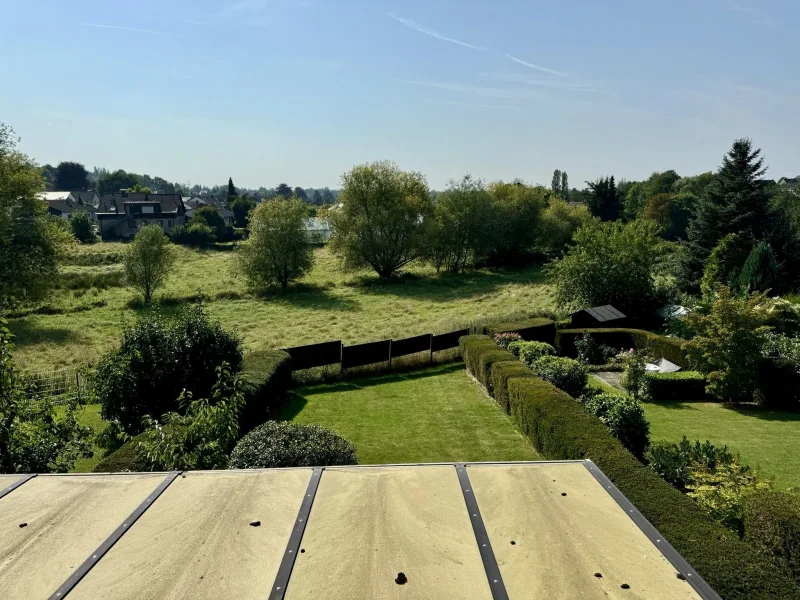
[{"x1": 280, "y1": 363, "x2": 539, "y2": 464}]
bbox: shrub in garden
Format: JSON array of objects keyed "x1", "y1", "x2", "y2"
[
  {"x1": 125, "y1": 224, "x2": 175, "y2": 304},
  {"x1": 646, "y1": 437, "x2": 736, "y2": 491},
  {"x1": 529, "y1": 355, "x2": 587, "y2": 398},
  {"x1": 574, "y1": 333, "x2": 618, "y2": 365},
  {"x1": 582, "y1": 391, "x2": 650, "y2": 459},
  {"x1": 70, "y1": 210, "x2": 96, "y2": 243},
  {"x1": 493, "y1": 332, "x2": 522, "y2": 350},
  {"x1": 171, "y1": 222, "x2": 216, "y2": 247},
  {"x1": 229, "y1": 421, "x2": 357, "y2": 468},
  {"x1": 744, "y1": 490, "x2": 800, "y2": 585},
  {"x1": 96, "y1": 305, "x2": 243, "y2": 435},
  {"x1": 510, "y1": 340, "x2": 556, "y2": 365},
  {"x1": 619, "y1": 349, "x2": 648, "y2": 401}
]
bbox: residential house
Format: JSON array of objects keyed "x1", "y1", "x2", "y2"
[
  {"x1": 778, "y1": 177, "x2": 799, "y2": 192},
  {"x1": 40, "y1": 191, "x2": 100, "y2": 221},
  {"x1": 96, "y1": 191, "x2": 187, "y2": 240},
  {"x1": 183, "y1": 196, "x2": 234, "y2": 226}
]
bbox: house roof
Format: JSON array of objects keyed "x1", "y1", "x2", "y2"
[
  {"x1": 0, "y1": 462, "x2": 712, "y2": 600},
  {"x1": 571, "y1": 305, "x2": 626, "y2": 322},
  {"x1": 303, "y1": 217, "x2": 331, "y2": 231},
  {"x1": 98, "y1": 193, "x2": 184, "y2": 214},
  {"x1": 39, "y1": 191, "x2": 72, "y2": 202},
  {"x1": 47, "y1": 200, "x2": 75, "y2": 214}
]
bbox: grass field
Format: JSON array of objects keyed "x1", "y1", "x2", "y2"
[
  {"x1": 279, "y1": 363, "x2": 539, "y2": 464},
  {"x1": 588, "y1": 375, "x2": 800, "y2": 491},
  {"x1": 9, "y1": 244, "x2": 555, "y2": 373}
]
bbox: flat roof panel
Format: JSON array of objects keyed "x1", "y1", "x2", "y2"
[
  {"x1": 0, "y1": 474, "x2": 21, "y2": 487},
  {"x1": 468, "y1": 463, "x2": 699, "y2": 599},
  {"x1": 0, "y1": 474, "x2": 164, "y2": 600},
  {"x1": 285, "y1": 466, "x2": 492, "y2": 600},
  {"x1": 68, "y1": 469, "x2": 311, "y2": 600}
]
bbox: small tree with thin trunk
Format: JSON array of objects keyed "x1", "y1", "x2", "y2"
[
  {"x1": 125, "y1": 224, "x2": 175, "y2": 304},
  {"x1": 238, "y1": 197, "x2": 313, "y2": 289}
]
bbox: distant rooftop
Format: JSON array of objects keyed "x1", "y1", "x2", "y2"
[{"x1": 0, "y1": 462, "x2": 714, "y2": 599}]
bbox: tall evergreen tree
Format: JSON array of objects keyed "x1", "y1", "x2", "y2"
[
  {"x1": 561, "y1": 172, "x2": 569, "y2": 199},
  {"x1": 227, "y1": 177, "x2": 237, "y2": 202},
  {"x1": 551, "y1": 169, "x2": 562, "y2": 197},
  {"x1": 586, "y1": 176, "x2": 620, "y2": 221},
  {"x1": 680, "y1": 139, "x2": 770, "y2": 292}
]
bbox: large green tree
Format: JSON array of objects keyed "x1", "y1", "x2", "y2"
[
  {"x1": 227, "y1": 177, "x2": 237, "y2": 202},
  {"x1": 486, "y1": 182, "x2": 548, "y2": 265},
  {"x1": 586, "y1": 176, "x2": 621, "y2": 221},
  {"x1": 54, "y1": 161, "x2": 89, "y2": 190},
  {"x1": 238, "y1": 197, "x2": 314, "y2": 289},
  {"x1": 229, "y1": 194, "x2": 257, "y2": 228},
  {"x1": 536, "y1": 197, "x2": 594, "y2": 257},
  {"x1": 680, "y1": 139, "x2": 771, "y2": 292},
  {"x1": 275, "y1": 183, "x2": 292, "y2": 200},
  {"x1": 98, "y1": 169, "x2": 138, "y2": 194},
  {"x1": 192, "y1": 205, "x2": 227, "y2": 240},
  {"x1": 0, "y1": 123, "x2": 72, "y2": 308},
  {"x1": 330, "y1": 161, "x2": 431, "y2": 278},
  {"x1": 548, "y1": 219, "x2": 664, "y2": 317},
  {"x1": 124, "y1": 224, "x2": 175, "y2": 304},
  {"x1": 551, "y1": 169, "x2": 562, "y2": 197}
]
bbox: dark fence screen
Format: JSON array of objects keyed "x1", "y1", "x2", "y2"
[
  {"x1": 431, "y1": 329, "x2": 470, "y2": 353},
  {"x1": 390, "y1": 334, "x2": 432, "y2": 358},
  {"x1": 342, "y1": 339, "x2": 392, "y2": 369},
  {"x1": 282, "y1": 340, "x2": 342, "y2": 371}
]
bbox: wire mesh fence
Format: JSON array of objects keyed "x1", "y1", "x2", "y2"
[{"x1": 20, "y1": 368, "x2": 90, "y2": 405}]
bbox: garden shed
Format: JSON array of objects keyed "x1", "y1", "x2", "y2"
[{"x1": 569, "y1": 305, "x2": 627, "y2": 328}]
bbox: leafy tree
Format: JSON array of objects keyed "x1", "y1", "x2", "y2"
[
  {"x1": 548, "y1": 219, "x2": 663, "y2": 317},
  {"x1": 321, "y1": 187, "x2": 335, "y2": 204},
  {"x1": 536, "y1": 197, "x2": 593, "y2": 257},
  {"x1": 700, "y1": 233, "x2": 752, "y2": 297},
  {"x1": 98, "y1": 169, "x2": 138, "y2": 194},
  {"x1": 330, "y1": 161, "x2": 431, "y2": 278},
  {"x1": 293, "y1": 186, "x2": 308, "y2": 201},
  {"x1": 685, "y1": 286, "x2": 773, "y2": 402},
  {"x1": 239, "y1": 197, "x2": 314, "y2": 289},
  {"x1": 0, "y1": 319, "x2": 92, "y2": 473},
  {"x1": 561, "y1": 171, "x2": 569, "y2": 199},
  {"x1": 126, "y1": 183, "x2": 152, "y2": 193},
  {"x1": 0, "y1": 123, "x2": 73, "y2": 308},
  {"x1": 641, "y1": 193, "x2": 673, "y2": 228},
  {"x1": 54, "y1": 161, "x2": 89, "y2": 190},
  {"x1": 136, "y1": 364, "x2": 245, "y2": 471},
  {"x1": 70, "y1": 209, "x2": 96, "y2": 243},
  {"x1": 170, "y1": 222, "x2": 216, "y2": 247},
  {"x1": 227, "y1": 177, "x2": 237, "y2": 202},
  {"x1": 486, "y1": 182, "x2": 549, "y2": 265},
  {"x1": 40, "y1": 163, "x2": 57, "y2": 190},
  {"x1": 229, "y1": 194, "x2": 257, "y2": 228},
  {"x1": 551, "y1": 169, "x2": 562, "y2": 197},
  {"x1": 191, "y1": 205, "x2": 227, "y2": 240},
  {"x1": 426, "y1": 175, "x2": 493, "y2": 273},
  {"x1": 586, "y1": 176, "x2": 620, "y2": 221},
  {"x1": 95, "y1": 306, "x2": 243, "y2": 435},
  {"x1": 275, "y1": 183, "x2": 292, "y2": 200},
  {"x1": 681, "y1": 139, "x2": 771, "y2": 292},
  {"x1": 124, "y1": 224, "x2": 175, "y2": 304},
  {"x1": 312, "y1": 190, "x2": 323, "y2": 205},
  {"x1": 673, "y1": 172, "x2": 715, "y2": 198},
  {"x1": 737, "y1": 243, "x2": 778, "y2": 293}
]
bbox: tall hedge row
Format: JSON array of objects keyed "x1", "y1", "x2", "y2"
[
  {"x1": 460, "y1": 334, "x2": 800, "y2": 600},
  {"x1": 239, "y1": 350, "x2": 293, "y2": 434},
  {"x1": 556, "y1": 328, "x2": 688, "y2": 367}
]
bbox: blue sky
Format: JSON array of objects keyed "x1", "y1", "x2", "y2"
[{"x1": 1, "y1": 0, "x2": 798, "y2": 189}]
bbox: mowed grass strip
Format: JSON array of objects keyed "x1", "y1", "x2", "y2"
[
  {"x1": 280, "y1": 363, "x2": 539, "y2": 464},
  {"x1": 588, "y1": 375, "x2": 800, "y2": 491},
  {"x1": 10, "y1": 246, "x2": 554, "y2": 372}
]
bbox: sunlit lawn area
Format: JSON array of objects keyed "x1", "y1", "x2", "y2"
[
  {"x1": 280, "y1": 363, "x2": 539, "y2": 464},
  {"x1": 55, "y1": 403, "x2": 108, "y2": 473},
  {"x1": 10, "y1": 245, "x2": 555, "y2": 372},
  {"x1": 589, "y1": 375, "x2": 800, "y2": 491}
]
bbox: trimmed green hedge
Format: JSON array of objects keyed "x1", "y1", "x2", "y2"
[
  {"x1": 460, "y1": 335, "x2": 513, "y2": 393},
  {"x1": 489, "y1": 360, "x2": 536, "y2": 413},
  {"x1": 93, "y1": 436, "x2": 144, "y2": 473},
  {"x1": 239, "y1": 350, "x2": 293, "y2": 433},
  {"x1": 556, "y1": 328, "x2": 688, "y2": 368},
  {"x1": 744, "y1": 490, "x2": 800, "y2": 585},
  {"x1": 645, "y1": 371, "x2": 708, "y2": 401},
  {"x1": 460, "y1": 334, "x2": 800, "y2": 599},
  {"x1": 484, "y1": 318, "x2": 556, "y2": 345}
]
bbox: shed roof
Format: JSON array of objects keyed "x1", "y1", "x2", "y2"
[
  {"x1": 571, "y1": 305, "x2": 626, "y2": 322},
  {"x1": 0, "y1": 462, "x2": 714, "y2": 599}
]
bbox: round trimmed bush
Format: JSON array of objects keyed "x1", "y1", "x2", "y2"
[
  {"x1": 582, "y1": 392, "x2": 650, "y2": 459},
  {"x1": 509, "y1": 340, "x2": 556, "y2": 364},
  {"x1": 530, "y1": 355, "x2": 588, "y2": 398},
  {"x1": 229, "y1": 421, "x2": 357, "y2": 468}
]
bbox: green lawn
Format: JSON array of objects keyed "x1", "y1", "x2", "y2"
[
  {"x1": 55, "y1": 403, "x2": 109, "y2": 473},
  {"x1": 589, "y1": 375, "x2": 800, "y2": 491},
  {"x1": 279, "y1": 363, "x2": 539, "y2": 464},
  {"x1": 10, "y1": 245, "x2": 555, "y2": 372}
]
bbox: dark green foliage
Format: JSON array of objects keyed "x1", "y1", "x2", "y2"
[
  {"x1": 582, "y1": 391, "x2": 650, "y2": 459},
  {"x1": 239, "y1": 350, "x2": 293, "y2": 433},
  {"x1": 191, "y1": 206, "x2": 228, "y2": 240},
  {"x1": 459, "y1": 335, "x2": 515, "y2": 391},
  {"x1": 54, "y1": 161, "x2": 89, "y2": 190},
  {"x1": 70, "y1": 210, "x2": 96, "y2": 243},
  {"x1": 229, "y1": 421, "x2": 357, "y2": 468},
  {"x1": 275, "y1": 183, "x2": 292, "y2": 200},
  {"x1": 738, "y1": 243, "x2": 778, "y2": 292},
  {"x1": 229, "y1": 195, "x2": 256, "y2": 228},
  {"x1": 556, "y1": 328, "x2": 688, "y2": 368},
  {"x1": 95, "y1": 306, "x2": 243, "y2": 435},
  {"x1": 574, "y1": 333, "x2": 619, "y2": 365},
  {"x1": 170, "y1": 222, "x2": 216, "y2": 247},
  {"x1": 93, "y1": 438, "x2": 142, "y2": 472},
  {"x1": 528, "y1": 355, "x2": 588, "y2": 397},
  {"x1": 509, "y1": 341, "x2": 556, "y2": 365},
  {"x1": 489, "y1": 360, "x2": 536, "y2": 413},
  {"x1": 484, "y1": 318, "x2": 556, "y2": 344},
  {"x1": 758, "y1": 333, "x2": 800, "y2": 410},
  {"x1": 646, "y1": 437, "x2": 735, "y2": 491},
  {"x1": 681, "y1": 139, "x2": 771, "y2": 292},
  {"x1": 227, "y1": 177, "x2": 237, "y2": 202},
  {"x1": 645, "y1": 371, "x2": 708, "y2": 401},
  {"x1": 585, "y1": 176, "x2": 620, "y2": 221},
  {"x1": 700, "y1": 233, "x2": 753, "y2": 296},
  {"x1": 744, "y1": 490, "x2": 800, "y2": 585}
]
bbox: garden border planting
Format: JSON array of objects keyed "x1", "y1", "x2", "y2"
[
  {"x1": 556, "y1": 328, "x2": 688, "y2": 367},
  {"x1": 484, "y1": 317, "x2": 556, "y2": 344}
]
